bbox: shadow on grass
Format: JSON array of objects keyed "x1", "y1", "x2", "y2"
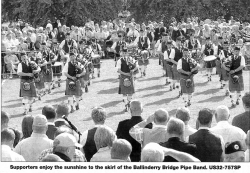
[
  {"x1": 194, "y1": 88, "x2": 220, "y2": 96},
  {"x1": 107, "y1": 110, "x2": 125, "y2": 119},
  {"x1": 97, "y1": 87, "x2": 118, "y2": 95},
  {"x1": 46, "y1": 96, "x2": 69, "y2": 103},
  {"x1": 195, "y1": 81, "x2": 209, "y2": 87},
  {"x1": 141, "y1": 90, "x2": 168, "y2": 98},
  {"x1": 100, "y1": 100, "x2": 121, "y2": 108},
  {"x1": 11, "y1": 113, "x2": 26, "y2": 118},
  {"x1": 145, "y1": 96, "x2": 178, "y2": 106},
  {"x1": 198, "y1": 95, "x2": 226, "y2": 103},
  {"x1": 3, "y1": 98, "x2": 22, "y2": 103},
  {"x1": 93, "y1": 78, "x2": 118, "y2": 84},
  {"x1": 137, "y1": 76, "x2": 162, "y2": 82},
  {"x1": 50, "y1": 90, "x2": 65, "y2": 95},
  {"x1": 2, "y1": 103, "x2": 23, "y2": 109},
  {"x1": 137, "y1": 84, "x2": 164, "y2": 93}
]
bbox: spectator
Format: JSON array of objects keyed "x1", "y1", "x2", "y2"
[
  {"x1": 224, "y1": 141, "x2": 245, "y2": 162},
  {"x1": 110, "y1": 139, "x2": 132, "y2": 162},
  {"x1": 46, "y1": 20, "x2": 53, "y2": 32},
  {"x1": 1, "y1": 111, "x2": 9, "y2": 131},
  {"x1": 42, "y1": 105, "x2": 57, "y2": 140},
  {"x1": 41, "y1": 154, "x2": 64, "y2": 162},
  {"x1": 53, "y1": 133, "x2": 81, "y2": 162},
  {"x1": 160, "y1": 118, "x2": 197, "y2": 162},
  {"x1": 116, "y1": 100, "x2": 152, "y2": 162},
  {"x1": 54, "y1": 102, "x2": 70, "y2": 128},
  {"x1": 90, "y1": 125, "x2": 116, "y2": 162},
  {"x1": 4, "y1": 50, "x2": 19, "y2": 78},
  {"x1": 38, "y1": 125, "x2": 86, "y2": 162},
  {"x1": 14, "y1": 114, "x2": 53, "y2": 161},
  {"x1": 211, "y1": 105, "x2": 246, "y2": 150},
  {"x1": 141, "y1": 143, "x2": 200, "y2": 162},
  {"x1": 129, "y1": 108, "x2": 169, "y2": 148},
  {"x1": 245, "y1": 130, "x2": 250, "y2": 162},
  {"x1": 21, "y1": 115, "x2": 34, "y2": 139},
  {"x1": 82, "y1": 107, "x2": 107, "y2": 161},
  {"x1": 232, "y1": 92, "x2": 250, "y2": 133},
  {"x1": 9, "y1": 128, "x2": 22, "y2": 148},
  {"x1": 57, "y1": 26, "x2": 65, "y2": 43},
  {"x1": 188, "y1": 108, "x2": 224, "y2": 162},
  {"x1": 175, "y1": 107, "x2": 197, "y2": 141},
  {"x1": 1, "y1": 128, "x2": 25, "y2": 161}
]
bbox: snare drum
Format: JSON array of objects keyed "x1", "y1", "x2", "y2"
[
  {"x1": 204, "y1": 55, "x2": 217, "y2": 68},
  {"x1": 52, "y1": 62, "x2": 63, "y2": 76}
]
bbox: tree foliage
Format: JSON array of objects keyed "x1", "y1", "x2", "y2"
[{"x1": 2, "y1": 0, "x2": 250, "y2": 25}]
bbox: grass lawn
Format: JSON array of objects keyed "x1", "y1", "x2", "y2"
[{"x1": 2, "y1": 58, "x2": 250, "y2": 136}]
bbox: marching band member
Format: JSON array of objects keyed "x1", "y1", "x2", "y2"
[
  {"x1": 59, "y1": 33, "x2": 77, "y2": 63},
  {"x1": 133, "y1": 29, "x2": 150, "y2": 77},
  {"x1": 17, "y1": 52, "x2": 40, "y2": 115},
  {"x1": 63, "y1": 51, "x2": 86, "y2": 113},
  {"x1": 90, "y1": 38, "x2": 102, "y2": 78},
  {"x1": 51, "y1": 42, "x2": 62, "y2": 89},
  {"x1": 127, "y1": 24, "x2": 139, "y2": 43},
  {"x1": 116, "y1": 47, "x2": 139, "y2": 112},
  {"x1": 222, "y1": 47, "x2": 245, "y2": 107},
  {"x1": 177, "y1": 48, "x2": 200, "y2": 107}
]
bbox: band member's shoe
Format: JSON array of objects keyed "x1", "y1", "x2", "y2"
[
  {"x1": 220, "y1": 85, "x2": 224, "y2": 89},
  {"x1": 70, "y1": 106, "x2": 75, "y2": 113},
  {"x1": 52, "y1": 84, "x2": 56, "y2": 90},
  {"x1": 173, "y1": 85, "x2": 176, "y2": 90},
  {"x1": 165, "y1": 81, "x2": 171, "y2": 85},
  {"x1": 236, "y1": 99, "x2": 240, "y2": 105},
  {"x1": 85, "y1": 86, "x2": 88, "y2": 93},
  {"x1": 226, "y1": 90, "x2": 230, "y2": 96},
  {"x1": 231, "y1": 102, "x2": 236, "y2": 108},
  {"x1": 98, "y1": 73, "x2": 100, "y2": 78},
  {"x1": 58, "y1": 82, "x2": 61, "y2": 87},
  {"x1": 143, "y1": 72, "x2": 146, "y2": 76},
  {"x1": 38, "y1": 96, "x2": 41, "y2": 101},
  {"x1": 29, "y1": 107, "x2": 32, "y2": 112},
  {"x1": 76, "y1": 104, "x2": 79, "y2": 110},
  {"x1": 178, "y1": 91, "x2": 182, "y2": 98},
  {"x1": 187, "y1": 101, "x2": 191, "y2": 107},
  {"x1": 88, "y1": 81, "x2": 90, "y2": 86},
  {"x1": 176, "y1": 85, "x2": 179, "y2": 89},
  {"x1": 23, "y1": 110, "x2": 28, "y2": 115},
  {"x1": 170, "y1": 86, "x2": 173, "y2": 91}
]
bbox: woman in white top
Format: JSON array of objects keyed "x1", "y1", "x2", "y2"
[{"x1": 203, "y1": 24, "x2": 211, "y2": 39}]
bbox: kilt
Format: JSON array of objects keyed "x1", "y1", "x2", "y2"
[
  {"x1": 204, "y1": 59, "x2": 216, "y2": 68},
  {"x1": 221, "y1": 68, "x2": 229, "y2": 81},
  {"x1": 229, "y1": 74, "x2": 244, "y2": 92},
  {"x1": 65, "y1": 79, "x2": 82, "y2": 96},
  {"x1": 34, "y1": 73, "x2": 45, "y2": 90},
  {"x1": 20, "y1": 79, "x2": 37, "y2": 97},
  {"x1": 163, "y1": 60, "x2": 173, "y2": 79},
  {"x1": 119, "y1": 74, "x2": 135, "y2": 95},
  {"x1": 180, "y1": 74, "x2": 194, "y2": 94},
  {"x1": 215, "y1": 60, "x2": 222, "y2": 76},
  {"x1": 43, "y1": 64, "x2": 53, "y2": 82},
  {"x1": 172, "y1": 64, "x2": 180, "y2": 80}
]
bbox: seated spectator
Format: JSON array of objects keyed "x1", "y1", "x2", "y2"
[
  {"x1": 90, "y1": 125, "x2": 116, "y2": 162},
  {"x1": 129, "y1": 108, "x2": 169, "y2": 148},
  {"x1": 1, "y1": 128, "x2": 25, "y2": 161},
  {"x1": 116, "y1": 100, "x2": 152, "y2": 162},
  {"x1": 110, "y1": 139, "x2": 132, "y2": 162},
  {"x1": 141, "y1": 143, "x2": 200, "y2": 162},
  {"x1": 53, "y1": 133, "x2": 81, "y2": 162},
  {"x1": 54, "y1": 102, "x2": 70, "y2": 128},
  {"x1": 232, "y1": 92, "x2": 250, "y2": 133},
  {"x1": 41, "y1": 154, "x2": 64, "y2": 162},
  {"x1": 211, "y1": 105, "x2": 246, "y2": 150},
  {"x1": 1, "y1": 111, "x2": 9, "y2": 131},
  {"x1": 188, "y1": 108, "x2": 224, "y2": 162},
  {"x1": 38, "y1": 125, "x2": 86, "y2": 162},
  {"x1": 42, "y1": 105, "x2": 57, "y2": 140},
  {"x1": 224, "y1": 141, "x2": 245, "y2": 162},
  {"x1": 21, "y1": 115, "x2": 34, "y2": 139},
  {"x1": 160, "y1": 118, "x2": 197, "y2": 162},
  {"x1": 245, "y1": 130, "x2": 250, "y2": 162},
  {"x1": 14, "y1": 114, "x2": 53, "y2": 161},
  {"x1": 175, "y1": 107, "x2": 197, "y2": 141},
  {"x1": 82, "y1": 107, "x2": 107, "y2": 161}
]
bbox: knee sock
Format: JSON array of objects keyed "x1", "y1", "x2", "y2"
[
  {"x1": 123, "y1": 95, "x2": 128, "y2": 105},
  {"x1": 188, "y1": 94, "x2": 192, "y2": 102},
  {"x1": 236, "y1": 92, "x2": 242, "y2": 101}
]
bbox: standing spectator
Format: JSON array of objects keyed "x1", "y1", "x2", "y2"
[
  {"x1": 211, "y1": 105, "x2": 246, "y2": 150},
  {"x1": 1, "y1": 129, "x2": 25, "y2": 161},
  {"x1": 90, "y1": 125, "x2": 117, "y2": 162},
  {"x1": 42, "y1": 105, "x2": 57, "y2": 140},
  {"x1": 188, "y1": 108, "x2": 224, "y2": 162},
  {"x1": 110, "y1": 139, "x2": 132, "y2": 162},
  {"x1": 4, "y1": 50, "x2": 19, "y2": 78},
  {"x1": 53, "y1": 133, "x2": 81, "y2": 162},
  {"x1": 175, "y1": 107, "x2": 197, "y2": 141},
  {"x1": 41, "y1": 154, "x2": 64, "y2": 162},
  {"x1": 1, "y1": 111, "x2": 9, "y2": 131},
  {"x1": 57, "y1": 26, "x2": 66, "y2": 44},
  {"x1": 81, "y1": 107, "x2": 107, "y2": 161},
  {"x1": 14, "y1": 114, "x2": 53, "y2": 161},
  {"x1": 46, "y1": 20, "x2": 53, "y2": 32},
  {"x1": 129, "y1": 108, "x2": 170, "y2": 148},
  {"x1": 21, "y1": 115, "x2": 34, "y2": 139},
  {"x1": 245, "y1": 130, "x2": 250, "y2": 162},
  {"x1": 54, "y1": 102, "x2": 70, "y2": 128},
  {"x1": 116, "y1": 100, "x2": 152, "y2": 162},
  {"x1": 224, "y1": 141, "x2": 245, "y2": 162},
  {"x1": 232, "y1": 92, "x2": 250, "y2": 133},
  {"x1": 160, "y1": 118, "x2": 197, "y2": 162}
]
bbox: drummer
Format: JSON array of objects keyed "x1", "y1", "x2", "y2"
[
  {"x1": 201, "y1": 37, "x2": 217, "y2": 82},
  {"x1": 63, "y1": 51, "x2": 86, "y2": 112},
  {"x1": 51, "y1": 42, "x2": 62, "y2": 89},
  {"x1": 17, "y1": 52, "x2": 40, "y2": 115},
  {"x1": 89, "y1": 38, "x2": 102, "y2": 78},
  {"x1": 222, "y1": 47, "x2": 245, "y2": 107}
]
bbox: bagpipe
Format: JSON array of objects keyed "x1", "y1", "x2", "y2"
[
  {"x1": 29, "y1": 60, "x2": 40, "y2": 82},
  {"x1": 41, "y1": 49, "x2": 56, "y2": 75},
  {"x1": 187, "y1": 54, "x2": 198, "y2": 75}
]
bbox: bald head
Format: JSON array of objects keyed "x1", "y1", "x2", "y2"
[
  {"x1": 154, "y1": 108, "x2": 169, "y2": 125},
  {"x1": 215, "y1": 105, "x2": 230, "y2": 122},
  {"x1": 130, "y1": 100, "x2": 143, "y2": 116}
]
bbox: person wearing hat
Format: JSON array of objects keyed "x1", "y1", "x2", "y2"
[
  {"x1": 224, "y1": 141, "x2": 245, "y2": 161},
  {"x1": 63, "y1": 50, "x2": 86, "y2": 113},
  {"x1": 133, "y1": 29, "x2": 151, "y2": 77},
  {"x1": 116, "y1": 47, "x2": 139, "y2": 112},
  {"x1": 17, "y1": 52, "x2": 40, "y2": 115},
  {"x1": 14, "y1": 114, "x2": 53, "y2": 161},
  {"x1": 177, "y1": 48, "x2": 200, "y2": 107},
  {"x1": 201, "y1": 37, "x2": 217, "y2": 82},
  {"x1": 241, "y1": 42, "x2": 250, "y2": 70},
  {"x1": 222, "y1": 46, "x2": 245, "y2": 107}
]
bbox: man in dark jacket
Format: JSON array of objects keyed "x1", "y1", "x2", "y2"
[{"x1": 42, "y1": 105, "x2": 57, "y2": 140}]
